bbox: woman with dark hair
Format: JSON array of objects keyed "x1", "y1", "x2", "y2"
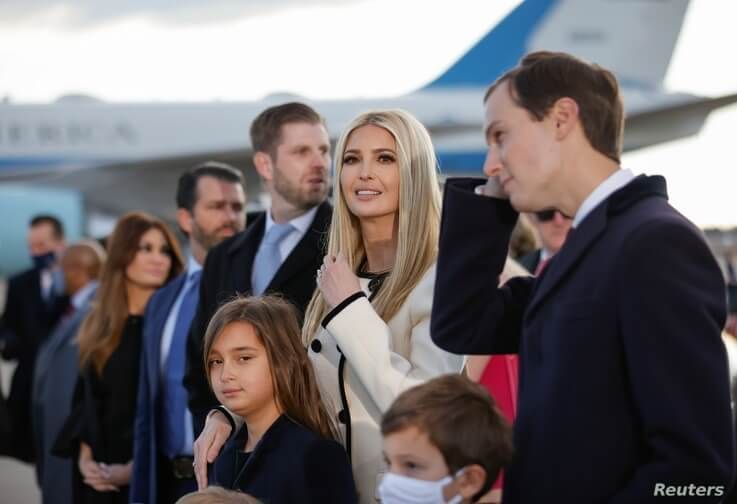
[{"x1": 55, "y1": 212, "x2": 184, "y2": 503}]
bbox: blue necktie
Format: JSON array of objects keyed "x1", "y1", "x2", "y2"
[
  {"x1": 160, "y1": 270, "x2": 201, "y2": 458},
  {"x1": 251, "y1": 223, "x2": 294, "y2": 295}
]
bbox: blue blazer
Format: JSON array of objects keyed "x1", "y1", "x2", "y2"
[
  {"x1": 32, "y1": 287, "x2": 95, "y2": 504},
  {"x1": 130, "y1": 273, "x2": 188, "y2": 504},
  {"x1": 212, "y1": 415, "x2": 357, "y2": 504},
  {"x1": 432, "y1": 176, "x2": 734, "y2": 502}
]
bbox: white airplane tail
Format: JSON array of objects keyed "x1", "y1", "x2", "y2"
[{"x1": 423, "y1": 0, "x2": 691, "y2": 90}]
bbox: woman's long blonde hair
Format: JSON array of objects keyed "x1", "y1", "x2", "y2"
[
  {"x1": 302, "y1": 109, "x2": 441, "y2": 343},
  {"x1": 78, "y1": 212, "x2": 183, "y2": 375}
]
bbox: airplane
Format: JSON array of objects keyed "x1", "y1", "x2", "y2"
[{"x1": 1, "y1": 0, "x2": 735, "y2": 274}]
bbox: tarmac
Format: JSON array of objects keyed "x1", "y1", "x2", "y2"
[{"x1": 1, "y1": 360, "x2": 40, "y2": 503}]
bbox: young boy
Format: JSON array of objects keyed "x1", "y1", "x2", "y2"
[{"x1": 380, "y1": 374, "x2": 514, "y2": 504}]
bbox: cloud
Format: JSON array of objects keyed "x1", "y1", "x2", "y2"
[{"x1": 0, "y1": 0, "x2": 357, "y2": 27}]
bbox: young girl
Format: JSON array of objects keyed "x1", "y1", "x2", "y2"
[{"x1": 203, "y1": 295, "x2": 357, "y2": 504}]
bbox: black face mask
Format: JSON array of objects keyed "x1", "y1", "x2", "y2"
[{"x1": 31, "y1": 251, "x2": 56, "y2": 270}]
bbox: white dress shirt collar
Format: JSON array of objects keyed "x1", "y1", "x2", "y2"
[
  {"x1": 71, "y1": 280, "x2": 98, "y2": 310},
  {"x1": 573, "y1": 169, "x2": 635, "y2": 228},
  {"x1": 186, "y1": 254, "x2": 202, "y2": 281},
  {"x1": 540, "y1": 248, "x2": 554, "y2": 262},
  {"x1": 264, "y1": 205, "x2": 319, "y2": 235}
]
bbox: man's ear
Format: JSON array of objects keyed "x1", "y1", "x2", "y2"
[
  {"x1": 550, "y1": 97, "x2": 579, "y2": 140},
  {"x1": 176, "y1": 208, "x2": 193, "y2": 235},
  {"x1": 253, "y1": 151, "x2": 273, "y2": 182},
  {"x1": 457, "y1": 464, "x2": 488, "y2": 501}
]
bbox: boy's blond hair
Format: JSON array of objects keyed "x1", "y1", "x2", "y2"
[{"x1": 176, "y1": 486, "x2": 262, "y2": 504}]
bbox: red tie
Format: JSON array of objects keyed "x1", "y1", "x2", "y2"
[{"x1": 534, "y1": 257, "x2": 551, "y2": 276}]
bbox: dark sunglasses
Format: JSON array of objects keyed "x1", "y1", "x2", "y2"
[{"x1": 534, "y1": 209, "x2": 572, "y2": 222}]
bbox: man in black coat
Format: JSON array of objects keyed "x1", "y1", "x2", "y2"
[
  {"x1": 184, "y1": 103, "x2": 332, "y2": 434},
  {"x1": 1, "y1": 214, "x2": 67, "y2": 462},
  {"x1": 517, "y1": 209, "x2": 572, "y2": 275},
  {"x1": 431, "y1": 52, "x2": 734, "y2": 502}
]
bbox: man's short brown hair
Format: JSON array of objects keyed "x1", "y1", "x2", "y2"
[
  {"x1": 381, "y1": 374, "x2": 514, "y2": 502},
  {"x1": 249, "y1": 102, "x2": 325, "y2": 158},
  {"x1": 485, "y1": 51, "x2": 624, "y2": 163}
]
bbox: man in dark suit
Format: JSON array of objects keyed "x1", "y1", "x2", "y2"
[
  {"x1": 131, "y1": 162, "x2": 246, "y2": 504},
  {"x1": 0, "y1": 214, "x2": 67, "y2": 462},
  {"x1": 431, "y1": 51, "x2": 734, "y2": 502},
  {"x1": 32, "y1": 241, "x2": 104, "y2": 504},
  {"x1": 185, "y1": 102, "x2": 332, "y2": 438},
  {"x1": 517, "y1": 209, "x2": 572, "y2": 275}
]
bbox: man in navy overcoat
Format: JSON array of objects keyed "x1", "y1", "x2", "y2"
[{"x1": 431, "y1": 51, "x2": 734, "y2": 502}]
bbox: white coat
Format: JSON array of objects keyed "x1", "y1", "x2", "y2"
[{"x1": 307, "y1": 263, "x2": 464, "y2": 503}]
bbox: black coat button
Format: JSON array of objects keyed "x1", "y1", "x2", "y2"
[
  {"x1": 338, "y1": 409, "x2": 348, "y2": 424},
  {"x1": 310, "y1": 339, "x2": 322, "y2": 353}
]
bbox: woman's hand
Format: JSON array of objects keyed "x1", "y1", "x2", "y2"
[
  {"x1": 78, "y1": 442, "x2": 119, "y2": 493},
  {"x1": 98, "y1": 461, "x2": 132, "y2": 487},
  {"x1": 317, "y1": 253, "x2": 362, "y2": 309},
  {"x1": 464, "y1": 355, "x2": 492, "y2": 382},
  {"x1": 193, "y1": 410, "x2": 233, "y2": 489}
]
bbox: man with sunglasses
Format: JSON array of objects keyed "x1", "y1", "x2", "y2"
[
  {"x1": 519, "y1": 209, "x2": 572, "y2": 275},
  {"x1": 431, "y1": 52, "x2": 733, "y2": 501}
]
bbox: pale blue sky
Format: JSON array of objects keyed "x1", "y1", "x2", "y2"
[{"x1": 1, "y1": 0, "x2": 735, "y2": 227}]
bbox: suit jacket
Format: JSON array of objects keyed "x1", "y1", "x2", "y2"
[
  {"x1": 0, "y1": 266, "x2": 66, "y2": 461},
  {"x1": 32, "y1": 286, "x2": 95, "y2": 504},
  {"x1": 212, "y1": 414, "x2": 357, "y2": 504},
  {"x1": 0, "y1": 316, "x2": 11, "y2": 449},
  {"x1": 0, "y1": 362, "x2": 9, "y2": 451},
  {"x1": 431, "y1": 176, "x2": 734, "y2": 502},
  {"x1": 130, "y1": 273, "x2": 189, "y2": 504},
  {"x1": 184, "y1": 202, "x2": 332, "y2": 433},
  {"x1": 307, "y1": 264, "x2": 463, "y2": 502},
  {"x1": 517, "y1": 249, "x2": 541, "y2": 274}
]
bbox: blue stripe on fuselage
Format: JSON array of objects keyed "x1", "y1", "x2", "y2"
[
  {"x1": 437, "y1": 151, "x2": 487, "y2": 174},
  {"x1": 424, "y1": 0, "x2": 559, "y2": 89}
]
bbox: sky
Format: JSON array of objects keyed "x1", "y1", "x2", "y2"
[{"x1": 0, "y1": 0, "x2": 735, "y2": 228}]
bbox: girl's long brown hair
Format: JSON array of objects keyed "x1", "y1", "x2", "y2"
[
  {"x1": 78, "y1": 212, "x2": 183, "y2": 375},
  {"x1": 203, "y1": 295, "x2": 339, "y2": 441}
]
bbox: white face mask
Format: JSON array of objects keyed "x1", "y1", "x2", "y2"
[{"x1": 378, "y1": 471, "x2": 463, "y2": 504}]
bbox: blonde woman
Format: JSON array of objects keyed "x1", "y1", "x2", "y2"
[
  {"x1": 193, "y1": 110, "x2": 463, "y2": 502},
  {"x1": 304, "y1": 109, "x2": 463, "y2": 501}
]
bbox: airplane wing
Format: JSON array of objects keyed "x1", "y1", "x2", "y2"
[
  {"x1": 624, "y1": 92, "x2": 737, "y2": 151},
  {"x1": 1, "y1": 0, "x2": 735, "y2": 276},
  {"x1": 9, "y1": 148, "x2": 262, "y2": 218}
]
